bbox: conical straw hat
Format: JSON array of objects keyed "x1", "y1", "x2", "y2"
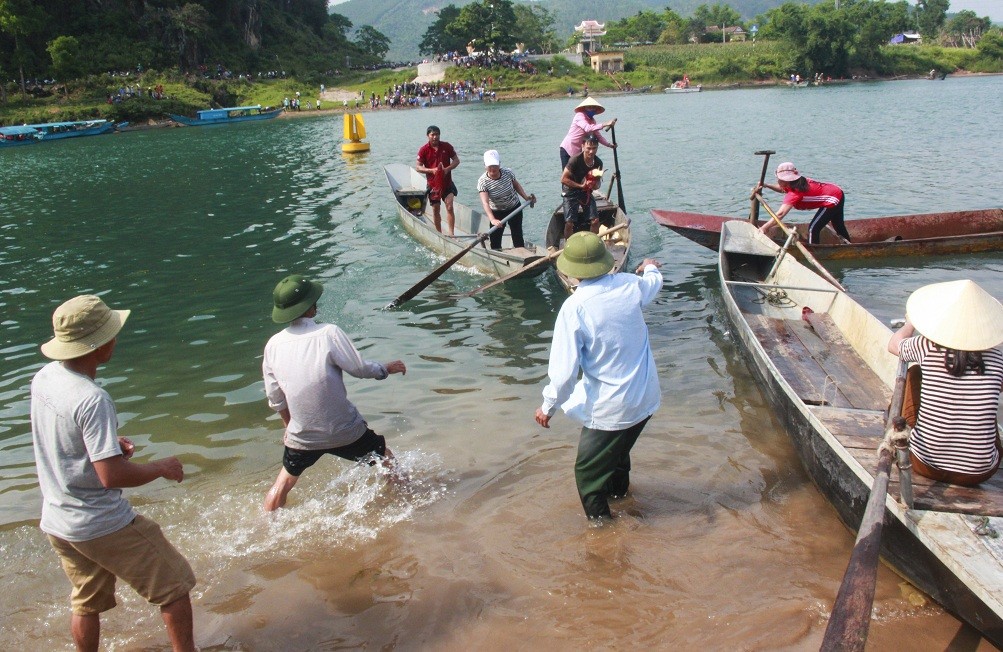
[
  {"x1": 574, "y1": 97, "x2": 605, "y2": 114},
  {"x1": 906, "y1": 279, "x2": 1003, "y2": 351}
]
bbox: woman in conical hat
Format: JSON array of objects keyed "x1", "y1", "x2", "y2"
[
  {"x1": 558, "y1": 96, "x2": 616, "y2": 170},
  {"x1": 888, "y1": 279, "x2": 1003, "y2": 486}
]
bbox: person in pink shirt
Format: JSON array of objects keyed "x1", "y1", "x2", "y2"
[
  {"x1": 757, "y1": 161, "x2": 851, "y2": 244},
  {"x1": 559, "y1": 97, "x2": 616, "y2": 170}
]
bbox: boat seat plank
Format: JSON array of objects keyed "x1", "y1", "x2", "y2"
[
  {"x1": 810, "y1": 406, "x2": 1003, "y2": 516},
  {"x1": 744, "y1": 313, "x2": 854, "y2": 408},
  {"x1": 851, "y1": 447, "x2": 1003, "y2": 517},
  {"x1": 784, "y1": 314, "x2": 892, "y2": 411}
]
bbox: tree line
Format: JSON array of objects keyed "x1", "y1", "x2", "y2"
[
  {"x1": 0, "y1": 0, "x2": 392, "y2": 99},
  {"x1": 418, "y1": 0, "x2": 999, "y2": 78}
]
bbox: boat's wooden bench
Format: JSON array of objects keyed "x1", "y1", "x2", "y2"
[
  {"x1": 812, "y1": 404, "x2": 1003, "y2": 516},
  {"x1": 744, "y1": 312, "x2": 890, "y2": 411}
]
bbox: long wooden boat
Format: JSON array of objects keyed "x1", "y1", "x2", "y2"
[
  {"x1": 0, "y1": 125, "x2": 42, "y2": 146},
  {"x1": 718, "y1": 219, "x2": 1003, "y2": 645},
  {"x1": 0, "y1": 119, "x2": 119, "y2": 147},
  {"x1": 383, "y1": 163, "x2": 545, "y2": 278},
  {"x1": 168, "y1": 105, "x2": 283, "y2": 126},
  {"x1": 652, "y1": 208, "x2": 1003, "y2": 259},
  {"x1": 547, "y1": 195, "x2": 632, "y2": 293}
]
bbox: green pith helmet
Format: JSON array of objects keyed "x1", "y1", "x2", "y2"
[
  {"x1": 556, "y1": 232, "x2": 614, "y2": 280},
  {"x1": 272, "y1": 274, "x2": 324, "y2": 323}
]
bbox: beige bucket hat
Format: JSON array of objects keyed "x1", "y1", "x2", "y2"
[
  {"x1": 574, "y1": 97, "x2": 605, "y2": 114},
  {"x1": 41, "y1": 295, "x2": 130, "y2": 360},
  {"x1": 906, "y1": 279, "x2": 1003, "y2": 351}
]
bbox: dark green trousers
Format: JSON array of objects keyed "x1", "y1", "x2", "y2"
[{"x1": 574, "y1": 416, "x2": 651, "y2": 519}]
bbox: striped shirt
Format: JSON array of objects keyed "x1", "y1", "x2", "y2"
[
  {"x1": 477, "y1": 168, "x2": 520, "y2": 210},
  {"x1": 901, "y1": 335, "x2": 1003, "y2": 474}
]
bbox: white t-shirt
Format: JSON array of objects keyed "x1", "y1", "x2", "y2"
[
  {"x1": 30, "y1": 362, "x2": 135, "y2": 541},
  {"x1": 263, "y1": 318, "x2": 388, "y2": 449}
]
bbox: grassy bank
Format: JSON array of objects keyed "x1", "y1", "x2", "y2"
[{"x1": 1, "y1": 42, "x2": 998, "y2": 126}]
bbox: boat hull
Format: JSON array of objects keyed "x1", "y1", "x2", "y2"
[
  {"x1": 718, "y1": 221, "x2": 1003, "y2": 645},
  {"x1": 169, "y1": 107, "x2": 283, "y2": 126},
  {"x1": 653, "y1": 208, "x2": 1003, "y2": 259},
  {"x1": 548, "y1": 200, "x2": 632, "y2": 293},
  {"x1": 383, "y1": 164, "x2": 544, "y2": 279}
]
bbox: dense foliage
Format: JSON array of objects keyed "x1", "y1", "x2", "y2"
[
  {"x1": 419, "y1": 0, "x2": 558, "y2": 55},
  {"x1": 0, "y1": 0, "x2": 388, "y2": 94}
]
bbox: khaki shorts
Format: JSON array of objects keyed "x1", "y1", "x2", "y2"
[{"x1": 47, "y1": 514, "x2": 196, "y2": 615}]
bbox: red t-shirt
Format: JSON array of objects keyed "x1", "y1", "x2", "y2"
[
  {"x1": 417, "y1": 141, "x2": 457, "y2": 188},
  {"x1": 783, "y1": 178, "x2": 843, "y2": 210}
]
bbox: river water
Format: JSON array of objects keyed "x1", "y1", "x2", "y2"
[{"x1": 1, "y1": 76, "x2": 1001, "y2": 650}]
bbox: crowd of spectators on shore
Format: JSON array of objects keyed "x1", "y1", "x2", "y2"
[{"x1": 365, "y1": 78, "x2": 494, "y2": 110}]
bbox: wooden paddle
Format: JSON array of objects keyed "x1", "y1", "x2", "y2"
[
  {"x1": 749, "y1": 149, "x2": 775, "y2": 224},
  {"x1": 608, "y1": 123, "x2": 626, "y2": 212},
  {"x1": 385, "y1": 199, "x2": 531, "y2": 309},
  {"x1": 754, "y1": 193, "x2": 847, "y2": 292},
  {"x1": 461, "y1": 222, "x2": 630, "y2": 297},
  {"x1": 821, "y1": 358, "x2": 909, "y2": 652}
]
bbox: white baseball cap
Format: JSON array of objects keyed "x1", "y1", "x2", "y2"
[{"x1": 483, "y1": 150, "x2": 500, "y2": 167}]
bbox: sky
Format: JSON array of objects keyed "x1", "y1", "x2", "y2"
[{"x1": 327, "y1": 0, "x2": 1001, "y2": 22}]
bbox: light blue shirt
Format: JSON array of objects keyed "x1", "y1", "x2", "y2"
[{"x1": 540, "y1": 266, "x2": 662, "y2": 429}]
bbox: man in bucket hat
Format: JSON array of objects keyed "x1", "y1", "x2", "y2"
[
  {"x1": 534, "y1": 233, "x2": 664, "y2": 521},
  {"x1": 30, "y1": 295, "x2": 197, "y2": 651},
  {"x1": 262, "y1": 275, "x2": 407, "y2": 511}
]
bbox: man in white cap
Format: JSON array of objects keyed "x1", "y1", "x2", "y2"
[
  {"x1": 756, "y1": 161, "x2": 850, "y2": 244},
  {"x1": 534, "y1": 232, "x2": 663, "y2": 521},
  {"x1": 30, "y1": 295, "x2": 196, "y2": 651},
  {"x1": 888, "y1": 279, "x2": 1003, "y2": 486},
  {"x1": 262, "y1": 274, "x2": 407, "y2": 511}
]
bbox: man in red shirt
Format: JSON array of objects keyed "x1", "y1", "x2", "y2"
[{"x1": 416, "y1": 125, "x2": 461, "y2": 236}]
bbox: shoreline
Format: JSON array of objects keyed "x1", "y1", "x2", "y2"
[{"x1": 118, "y1": 70, "x2": 1000, "y2": 131}]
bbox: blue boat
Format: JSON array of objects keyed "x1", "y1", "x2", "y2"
[
  {"x1": 33, "y1": 119, "x2": 117, "y2": 140},
  {"x1": 168, "y1": 105, "x2": 283, "y2": 126},
  {"x1": 0, "y1": 125, "x2": 43, "y2": 147},
  {"x1": 0, "y1": 119, "x2": 119, "y2": 147}
]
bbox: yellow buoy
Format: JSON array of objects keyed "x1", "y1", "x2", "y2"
[{"x1": 341, "y1": 113, "x2": 370, "y2": 153}]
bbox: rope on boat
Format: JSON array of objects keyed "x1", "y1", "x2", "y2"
[
  {"x1": 877, "y1": 428, "x2": 909, "y2": 458},
  {"x1": 973, "y1": 516, "x2": 999, "y2": 538},
  {"x1": 749, "y1": 286, "x2": 797, "y2": 307}
]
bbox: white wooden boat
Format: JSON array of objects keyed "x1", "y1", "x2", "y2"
[
  {"x1": 718, "y1": 219, "x2": 1003, "y2": 645},
  {"x1": 383, "y1": 164, "x2": 544, "y2": 278}
]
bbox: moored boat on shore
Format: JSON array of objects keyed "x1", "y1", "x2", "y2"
[
  {"x1": 0, "y1": 119, "x2": 120, "y2": 147},
  {"x1": 168, "y1": 105, "x2": 283, "y2": 126},
  {"x1": 383, "y1": 163, "x2": 545, "y2": 278},
  {"x1": 718, "y1": 219, "x2": 1003, "y2": 645}
]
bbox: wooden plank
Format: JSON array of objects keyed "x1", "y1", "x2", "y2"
[
  {"x1": 787, "y1": 314, "x2": 892, "y2": 411},
  {"x1": 853, "y1": 447, "x2": 1003, "y2": 516},
  {"x1": 810, "y1": 405, "x2": 885, "y2": 450},
  {"x1": 745, "y1": 313, "x2": 854, "y2": 408}
]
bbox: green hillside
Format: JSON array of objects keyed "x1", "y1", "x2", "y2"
[{"x1": 334, "y1": 0, "x2": 818, "y2": 60}]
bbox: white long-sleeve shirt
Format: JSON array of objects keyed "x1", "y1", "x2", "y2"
[
  {"x1": 263, "y1": 318, "x2": 387, "y2": 449},
  {"x1": 540, "y1": 266, "x2": 662, "y2": 429}
]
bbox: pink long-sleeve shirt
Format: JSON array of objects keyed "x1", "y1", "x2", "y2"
[{"x1": 559, "y1": 112, "x2": 612, "y2": 157}]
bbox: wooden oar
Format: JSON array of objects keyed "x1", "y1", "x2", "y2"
[
  {"x1": 754, "y1": 193, "x2": 847, "y2": 292},
  {"x1": 461, "y1": 222, "x2": 630, "y2": 297},
  {"x1": 385, "y1": 199, "x2": 530, "y2": 309},
  {"x1": 749, "y1": 149, "x2": 775, "y2": 224},
  {"x1": 609, "y1": 123, "x2": 626, "y2": 212},
  {"x1": 821, "y1": 359, "x2": 909, "y2": 652}
]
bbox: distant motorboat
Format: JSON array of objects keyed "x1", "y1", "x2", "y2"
[
  {"x1": 168, "y1": 105, "x2": 283, "y2": 126},
  {"x1": 664, "y1": 82, "x2": 701, "y2": 93}
]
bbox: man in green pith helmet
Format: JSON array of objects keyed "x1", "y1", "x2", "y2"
[
  {"x1": 262, "y1": 274, "x2": 407, "y2": 511},
  {"x1": 534, "y1": 233, "x2": 663, "y2": 521}
]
